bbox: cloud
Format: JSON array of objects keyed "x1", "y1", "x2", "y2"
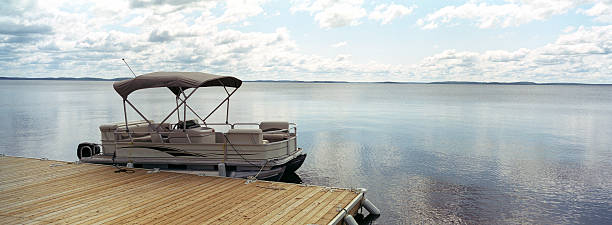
[
  {"x1": 148, "y1": 29, "x2": 173, "y2": 42},
  {"x1": 1, "y1": 36, "x2": 39, "y2": 43},
  {"x1": 417, "y1": 0, "x2": 582, "y2": 29},
  {"x1": 291, "y1": 1, "x2": 415, "y2": 28},
  {"x1": 563, "y1": 26, "x2": 576, "y2": 33},
  {"x1": 331, "y1": 41, "x2": 347, "y2": 48},
  {"x1": 540, "y1": 25, "x2": 611, "y2": 55},
  {"x1": 290, "y1": 0, "x2": 367, "y2": 28},
  {"x1": 0, "y1": 0, "x2": 610, "y2": 83},
  {"x1": 485, "y1": 49, "x2": 529, "y2": 62},
  {"x1": 0, "y1": 21, "x2": 52, "y2": 36},
  {"x1": 369, "y1": 3, "x2": 415, "y2": 25},
  {"x1": 0, "y1": 20, "x2": 53, "y2": 47},
  {"x1": 0, "y1": 0, "x2": 37, "y2": 17},
  {"x1": 415, "y1": 25, "x2": 612, "y2": 82},
  {"x1": 216, "y1": 0, "x2": 268, "y2": 24},
  {"x1": 129, "y1": 0, "x2": 205, "y2": 8},
  {"x1": 580, "y1": 1, "x2": 612, "y2": 23},
  {"x1": 335, "y1": 54, "x2": 351, "y2": 61}
]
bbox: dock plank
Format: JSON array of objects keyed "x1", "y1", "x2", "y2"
[
  {"x1": 258, "y1": 186, "x2": 323, "y2": 224},
  {"x1": 317, "y1": 192, "x2": 360, "y2": 224},
  {"x1": 223, "y1": 183, "x2": 306, "y2": 224},
  {"x1": 202, "y1": 183, "x2": 297, "y2": 224},
  {"x1": 292, "y1": 190, "x2": 350, "y2": 225},
  {"x1": 52, "y1": 173, "x2": 189, "y2": 224},
  {"x1": 0, "y1": 156, "x2": 362, "y2": 224}
]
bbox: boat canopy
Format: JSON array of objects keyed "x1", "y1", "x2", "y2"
[{"x1": 113, "y1": 71, "x2": 242, "y2": 99}]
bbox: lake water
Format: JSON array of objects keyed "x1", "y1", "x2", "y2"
[{"x1": 1, "y1": 80, "x2": 611, "y2": 224}]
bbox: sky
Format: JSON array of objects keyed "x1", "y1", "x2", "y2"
[{"x1": 0, "y1": 0, "x2": 611, "y2": 83}]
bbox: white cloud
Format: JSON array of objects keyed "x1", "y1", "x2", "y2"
[
  {"x1": 291, "y1": 1, "x2": 414, "y2": 28},
  {"x1": 335, "y1": 54, "x2": 351, "y2": 61},
  {"x1": 563, "y1": 26, "x2": 576, "y2": 33},
  {"x1": 1, "y1": 0, "x2": 611, "y2": 83},
  {"x1": 415, "y1": 25, "x2": 612, "y2": 82},
  {"x1": 369, "y1": 3, "x2": 415, "y2": 25},
  {"x1": 331, "y1": 41, "x2": 347, "y2": 48},
  {"x1": 0, "y1": 0, "x2": 38, "y2": 17},
  {"x1": 0, "y1": 21, "x2": 52, "y2": 36},
  {"x1": 580, "y1": 1, "x2": 612, "y2": 23},
  {"x1": 0, "y1": 0, "x2": 275, "y2": 78},
  {"x1": 417, "y1": 0, "x2": 583, "y2": 29},
  {"x1": 128, "y1": 0, "x2": 208, "y2": 9},
  {"x1": 216, "y1": 0, "x2": 269, "y2": 24},
  {"x1": 485, "y1": 49, "x2": 529, "y2": 62},
  {"x1": 148, "y1": 30, "x2": 173, "y2": 42},
  {"x1": 290, "y1": 0, "x2": 366, "y2": 28}
]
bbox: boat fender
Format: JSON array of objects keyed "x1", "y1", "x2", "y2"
[
  {"x1": 77, "y1": 142, "x2": 101, "y2": 159},
  {"x1": 344, "y1": 215, "x2": 359, "y2": 225},
  {"x1": 218, "y1": 163, "x2": 227, "y2": 177},
  {"x1": 362, "y1": 198, "x2": 381, "y2": 215}
]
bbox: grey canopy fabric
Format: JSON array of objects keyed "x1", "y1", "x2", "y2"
[{"x1": 113, "y1": 72, "x2": 242, "y2": 99}]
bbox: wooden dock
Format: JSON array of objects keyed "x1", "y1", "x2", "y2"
[{"x1": 0, "y1": 156, "x2": 367, "y2": 224}]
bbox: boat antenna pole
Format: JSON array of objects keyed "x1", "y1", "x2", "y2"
[
  {"x1": 122, "y1": 58, "x2": 137, "y2": 78},
  {"x1": 121, "y1": 59, "x2": 135, "y2": 141}
]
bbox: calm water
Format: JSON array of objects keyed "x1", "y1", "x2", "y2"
[{"x1": 1, "y1": 80, "x2": 611, "y2": 224}]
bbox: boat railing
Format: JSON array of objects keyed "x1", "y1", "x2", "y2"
[
  {"x1": 232, "y1": 122, "x2": 297, "y2": 135},
  {"x1": 204, "y1": 122, "x2": 297, "y2": 134},
  {"x1": 231, "y1": 122, "x2": 260, "y2": 128},
  {"x1": 111, "y1": 122, "x2": 297, "y2": 143},
  {"x1": 113, "y1": 130, "x2": 213, "y2": 143}
]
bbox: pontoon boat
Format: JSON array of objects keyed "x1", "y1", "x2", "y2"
[{"x1": 77, "y1": 72, "x2": 306, "y2": 180}]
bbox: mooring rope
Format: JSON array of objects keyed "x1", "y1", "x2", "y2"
[
  {"x1": 222, "y1": 134, "x2": 262, "y2": 168},
  {"x1": 253, "y1": 160, "x2": 268, "y2": 178},
  {"x1": 112, "y1": 151, "x2": 135, "y2": 173},
  {"x1": 222, "y1": 134, "x2": 272, "y2": 182}
]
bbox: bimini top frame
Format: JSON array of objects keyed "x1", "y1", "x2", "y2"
[{"x1": 113, "y1": 71, "x2": 242, "y2": 135}]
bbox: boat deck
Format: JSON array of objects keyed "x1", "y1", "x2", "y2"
[{"x1": 0, "y1": 156, "x2": 363, "y2": 224}]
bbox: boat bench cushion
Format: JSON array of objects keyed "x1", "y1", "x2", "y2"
[
  {"x1": 263, "y1": 133, "x2": 287, "y2": 142},
  {"x1": 100, "y1": 122, "x2": 152, "y2": 140},
  {"x1": 260, "y1": 121, "x2": 289, "y2": 142},
  {"x1": 168, "y1": 128, "x2": 214, "y2": 143},
  {"x1": 227, "y1": 129, "x2": 263, "y2": 145},
  {"x1": 151, "y1": 133, "x2": 164, "y2": 143},
  {"x1": 150, "y1": 123, "x2": 171, "y2": 132},
  {"x1": 132, "y1": 135, "x2": 152, "y2": 142},
  {"x1": 99, "y1": 124, "x2": 119, "y2": 132},
  {"x1": 259, "y1": 121, "x2": 289, "y2": 132},
  {"x1": 117, "y1": 123, "x2": 152, "y2": 139}
]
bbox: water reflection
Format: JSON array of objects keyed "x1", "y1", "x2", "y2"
[
  {"x1": 278, "y1": 172, "x2": 302, "y2": 184},
  {"x1": 1, "y1": 81, "x2": 612, "y2": 224}
]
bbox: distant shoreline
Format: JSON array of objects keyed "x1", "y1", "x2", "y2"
[{"x1": 1, "y1": 76, "x2": 610, "y2": 85}]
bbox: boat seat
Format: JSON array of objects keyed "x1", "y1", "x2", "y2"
[
  {"x1": 261, "y1": 134, "x2": 286, "y2": 142},
  {"x1": 111, "y1": 122, "x2": 153, "y2": 140},
  {"x1": 259, "y1": 121, "x2": 289, "y2": 142},
  {"x1": 149, "y1": 123, "x2": 171, "y2": 132},
  {"x1": 151, "y1": 133, "x2": 164, "y2": 143},
  {"x1": 132, "y1": 135, "x2": 151, "y2": 142},
  {"x1": 215, "y1": 132, "x2": 225, "y2": 143},
  {"x1": 101, "y1": 123, "x2": 153, "y2": 141},
  {"x1": 226, "y1": 129, "x2": 263, "y2": 145},
  {"x1": 168, "y1": 127, "x2": 215, "y2": 144},
  {"x1": 148, "y1": 123, "x2": 171, "y2": 143},
  {"x1": 100, "y1": 124, "x2": 119, "y2": 141}
]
